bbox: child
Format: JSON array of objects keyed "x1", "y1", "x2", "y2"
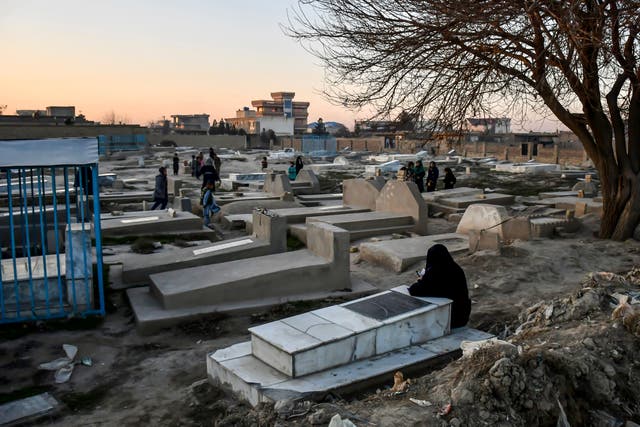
[
  {"x1": 261, "y1": 156, "x2": 268, "y2": 171},
  {"x1": 201, "y1": 180, "x2": 220, "y2": 227},
  {"x1": 287, "y1": 161, "x2": 297, "y2": 180}
]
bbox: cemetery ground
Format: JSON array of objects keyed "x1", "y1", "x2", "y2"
[
  {"x1": 2, "y1": 215, "x2": 640, "y2": 426},
  {"x1": 1, "y1": 151, "x2": 640, "y2": 426}
]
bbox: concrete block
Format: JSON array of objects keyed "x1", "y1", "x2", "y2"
[
  {"x1": 295, "y1": 169, "x2": 321, "y2": 194},
  {"x1": 468, "y1": 230, "x2": 501, "y2": 252},
  {"x1": 456, "y1": 204, "x2": 510, "y2": 239},
  {"x1": 263, "y1": 173, "x2": 292, "y2": 196},
  {"x1": 375, "y1": 180, "x2": 428, "y2": 235},
  {"x1": 502, "y1": 217, "x2": 531, "y2": 241},
  {"x1": 358, "y1": 233, "x2": 469, "y2": 272},
  {"x1": 167, "y1": 177, "x2": 182, "y2": 195},
  {"x1": 342, "y1": 178, "x2": 385, "y2": 210},
  {"x1": 252, "y1": 210, "x2": 287, "y2": 253}
]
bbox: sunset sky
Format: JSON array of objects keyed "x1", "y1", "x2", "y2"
[{"x1": 1, "y1": 0, "x2": 564, "y2": 131}]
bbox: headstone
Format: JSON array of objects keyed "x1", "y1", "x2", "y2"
[
  {"x1": 263, "y1": 173, "x2": 292, "y2": 196},
  {"x1": 468, "y1": 230, "x2": 501, "y2": 252},
  {"x1": 179, "y1": 197, "x2": 192, "y2": 213},
  {"x1": 502, "y1": 217, "x2": 531, "y2": 241},
  {"x1": 252, "y1": 209, "x2": 287, "y2": 253},
  {"x1": 375, "y1": 180, "x2": 428, "y2": 235},
  {"x1": 456, "y1": 204, "x2": 510, "y2": 239},
  {"x1": 343, "y1": 178, "x2": 384, "y2": 210}
]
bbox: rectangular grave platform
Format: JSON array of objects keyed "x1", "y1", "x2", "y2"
[
  {"x1": 422, "y1": 187, "x2": 484, "y2": 203},
  {"x1": 100, "y1": 210, "x2": 203, "y2": 237},
  {"x1": 248, "y1": 289, "x2": 451, "y2": 378},
  {"x1": 439, "y1": 193, "x2": 515, "y2": 208},
  {"x1": 209, "y1": 285, "x2": 492, "y2": 407},
  {"x1": 358, "y1": 233, "x2": 469, "y2": 272}
]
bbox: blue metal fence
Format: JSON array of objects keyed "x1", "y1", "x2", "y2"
[
  {"x1": 97, "y1": 134, "x2": 147, "y2": 155},
  {"x1": 301, "y1": 135, "x2": 337, "y2": 155},
  {"x1": 0, "y1": 164, "x2": 105, "y2": 323}
]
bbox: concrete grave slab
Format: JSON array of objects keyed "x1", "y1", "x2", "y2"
[
  {"x1": 249, "y1": 289, "x2": 450, "y2": 378},
  {"x1": 376, "y1": 180, "x2": 429, "y2": 235},
  {"x1": 100, "y1": 210, "x2": 203, "y2": 238},
  {"x1": 122, "y1": 210, "x2": 287, "y2": 285},
  {"x1": 358, "y1": 233, "x2": 469, "y2": 272},
  {"x1": 342, "y1": 178, "x2": 385, "y2": 210},
  {"x1": 439, "y1": 192, "x2": 515, "y2": 208},
  {"x1": 208, "y1": 326, "x2": 493, "y2": 406}
]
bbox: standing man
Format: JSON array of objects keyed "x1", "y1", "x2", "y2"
[
  {"x1": 172, "y1": 153, "x2": 180, "y2": 175},
  {"x1": 151, "y1": 167, "x2": 168, "y2": 210},
  {"x1": 426, "y1": 161, "x2": 439, "y2": 192}
]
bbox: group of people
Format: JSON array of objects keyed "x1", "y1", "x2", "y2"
[
  {"x1": 402, "y1": 160, "x2": 456, "y2": 192},
  {"x1": 288, "y1": 156, "x2": 304, "y2": 180},
  {"x1": 152, "y1": 148, "x2": 222, "y2": 227}
]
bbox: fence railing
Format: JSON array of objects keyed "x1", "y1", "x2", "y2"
[{"x1": 0, "y1": 165, "x2": 104, "y2": 323}]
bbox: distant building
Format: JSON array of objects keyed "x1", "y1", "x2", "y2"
[
  {"x1": 226, "y1": 92, "x2": 310, "y2": 135},
  {"x1": 170, "y1": 114, "x2": 210, "y2": 134},
  {"x1": 465, "y1": 117, "x2": 511, "y2": 134},
  {"x1": 46, "y1": 106, "x2": 75, "y2": 118},
  {"x1": 354, "y1": 119, "x2": 399, "y2": 133}
]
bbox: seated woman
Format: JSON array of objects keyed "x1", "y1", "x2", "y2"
[{"x1": 408, "y1": 244, "x2": 471, "y2": 328}]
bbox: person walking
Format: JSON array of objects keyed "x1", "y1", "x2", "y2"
[
  {"x1": 200, "y1": 158, "x2": 220, "y2": 190},
  {"x1": 190, "y1": 155, "x2": 196, "y2": 177},
  {"x1": 201, "y1": 180, "x2": 221, "y2": 228},
  {"x1": 261, "y1": 156, "x2": 268, "y2": 171},
  {"x1": 151, "y1": 167, "x2": 168, "y2": 210},
  {"x1": 295, "y1": 156, "x2": 304, "y2": 176},
  {"x1": 443, "y1": 167, "x2": 457, "y2": 189},
  {"x1": 172, "y1": 153, "x2": 180, "y2": 175},
  {"x1": 426, "y1": 161, "x2": 439, "y2": 192},
  {"x1": 414, "y1": 160, "x2": 426, "y2": 192}
]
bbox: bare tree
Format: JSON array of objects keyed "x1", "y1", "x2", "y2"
[
  {"x1": 102, "y1": 110, "x2": 130, "y2": 125},
  {"x1": 286, "y1": 0, "x2": 640, "y2": 240}
]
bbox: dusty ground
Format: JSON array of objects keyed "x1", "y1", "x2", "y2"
[{"x1": 1, "y1": 149, "x2": 639, "y2": 426}]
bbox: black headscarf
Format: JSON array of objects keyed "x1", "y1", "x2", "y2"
[{"x1": 408, "y1": 244, "x2": 471, "y2": 328}]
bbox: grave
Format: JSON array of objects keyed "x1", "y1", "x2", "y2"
[
  {"x1": 438, "y1": 192, "x2": 515, "y2": 209},
  {"x1": 99, "y1": 210, "x2": 211, "y2": 238},
  {"x1": 456, "y1": 204, "x2": 510, "y2": 239},
  {"x1": 422, "y1": 187, "x2": 485, "y2": 215},
  {"x1": 220, "y1": 173, "x2": 266, "y2": 191},
  {"x1": 342, "y1": 178, "x2": 385, "y2": 210},
  {"x1": 127, "y1": 222, "x2": 372, "y2": 333},
  {"x1": 358, "y1": 233, "x2": 469, "y2": 272},
  {"x1": 292, "y1": 169, "x2": 321, "y2": 195},
  {"x1": 221, "y1": 205, "x2": 371, "y2": 232},
  {"x1": 208, "y1": 285, "x2": 493, "y2": 406},
  {"x1": 494, "y1": 163, "x2": 560, "y2": 174},
  {"x1": 121, "y1": 210, "x2": 287, "y2": 285}
]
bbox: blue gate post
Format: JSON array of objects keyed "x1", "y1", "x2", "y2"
[{"x1": 92, "y1": 165, "x2": 105, "y2": 315}]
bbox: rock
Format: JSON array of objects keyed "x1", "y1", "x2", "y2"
[
  {"x1": 308, "y1": 408, "x2": 334, "y2": 425},
  {"x1": 589, "y1": 371, "x2": 615, "y2": 398},
  {"x1": 274, "y1": 399, "x2": 295, "y2": 418},
  {"x1": 349, "y1": 246, "x2": 359, "y2": 253},
  {"x1": 450, "y1": 417, "x2": 462, "y2": 427},
  {"x1": 582, "y1": 337, "x2": 597, "y2": 350},
  {"x1": 544, "y1": 304, "x2": 554, "y2": 320},
  {"x1": 602, "y1": 363, "x2": 616, "y2": 378},
  {"x1": 451, "y1": 387, "x2": 474, "y2": 404}
]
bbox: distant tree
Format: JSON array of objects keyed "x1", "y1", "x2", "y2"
[
  {"x1": 260, "y1": 128, "x2": 269, "y2": 146},
  {"x1": 334, "y1": 126, "x2": 350, "y2": 137},
  {"x1": 238, "y1": 128, "x2": 247, "y2": 136},
  {"x1": 230, "y1": 124, "x2": 238, "y2": 135},
  {"x1": 225, "y1": 122, "x2": 231, "y2": 134},
  {"x1": 354, "y1": 122, "x2": 361, "y2": 136},
  {"x1": 102, "y1": 110, "x2": 129, "y2": 125},
  {"x1": 0, "y1": 105, "x2": 7, "y2": 115},
  {"x1": 218, "y1": 119, "x2": 226, "y2": 134},
  {"x1": 396, "y1": 110, "x2": 417, "y2": 131},
  {"x1": 267, "y1": 129, "x2": 277, "y2": 145},
  {"x1": 313, "y1": 117, "x2": 327, "y2": 135},
  {"x1": 209, "y1": 119, "x2": 218, "y2": 135}
]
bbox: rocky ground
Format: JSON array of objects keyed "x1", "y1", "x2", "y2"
[{"x1": 1, "y1": 149, "x2": 639, "y2": 426}]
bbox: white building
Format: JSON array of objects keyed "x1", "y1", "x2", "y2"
[{"x1": 170, "y1": 114, "x2": 210, "y2": 134}]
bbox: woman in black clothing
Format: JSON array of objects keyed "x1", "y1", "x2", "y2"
[
  {"x1": 443, "y1": 167, "x2": 457, "y2": 189},
  {"x1": 295, "y1": 156, "x2": 304, "y2": 176},
  {"x1": 408, "y1": 244, "x2": 471, "y2": 328}
]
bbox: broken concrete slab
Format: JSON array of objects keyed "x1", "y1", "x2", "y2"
[
  {"x1": 0, "y1": 393, "x2": 60, "y2": 425},
  {"x1": 439, "y1": 193, "x2": 515, "y2": 208},
  {"x1": 358, "y1": 233, "x2": 469, "y2": 272}
]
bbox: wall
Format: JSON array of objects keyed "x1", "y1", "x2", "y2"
[
  {"x1": 0, "y1": 124, "x2": 146, "y2": 140},
  {"x1": 147, "y1": 134, "x2": 247, "y2": 149},
  {"x1": 256, "y1": 116, "x2": 294, "y2": 136}
]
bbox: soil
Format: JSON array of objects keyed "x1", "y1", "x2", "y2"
[{"x1": 1, "y1": 150, "x2": 639, "y2": 426}]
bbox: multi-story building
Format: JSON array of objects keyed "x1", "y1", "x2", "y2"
[
  {"x1": 170, "y1": 114, "x2": 210, "y2": 134},
  {"x1": 226, "y1": 92, "x2": 310, "y2": 135}
]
